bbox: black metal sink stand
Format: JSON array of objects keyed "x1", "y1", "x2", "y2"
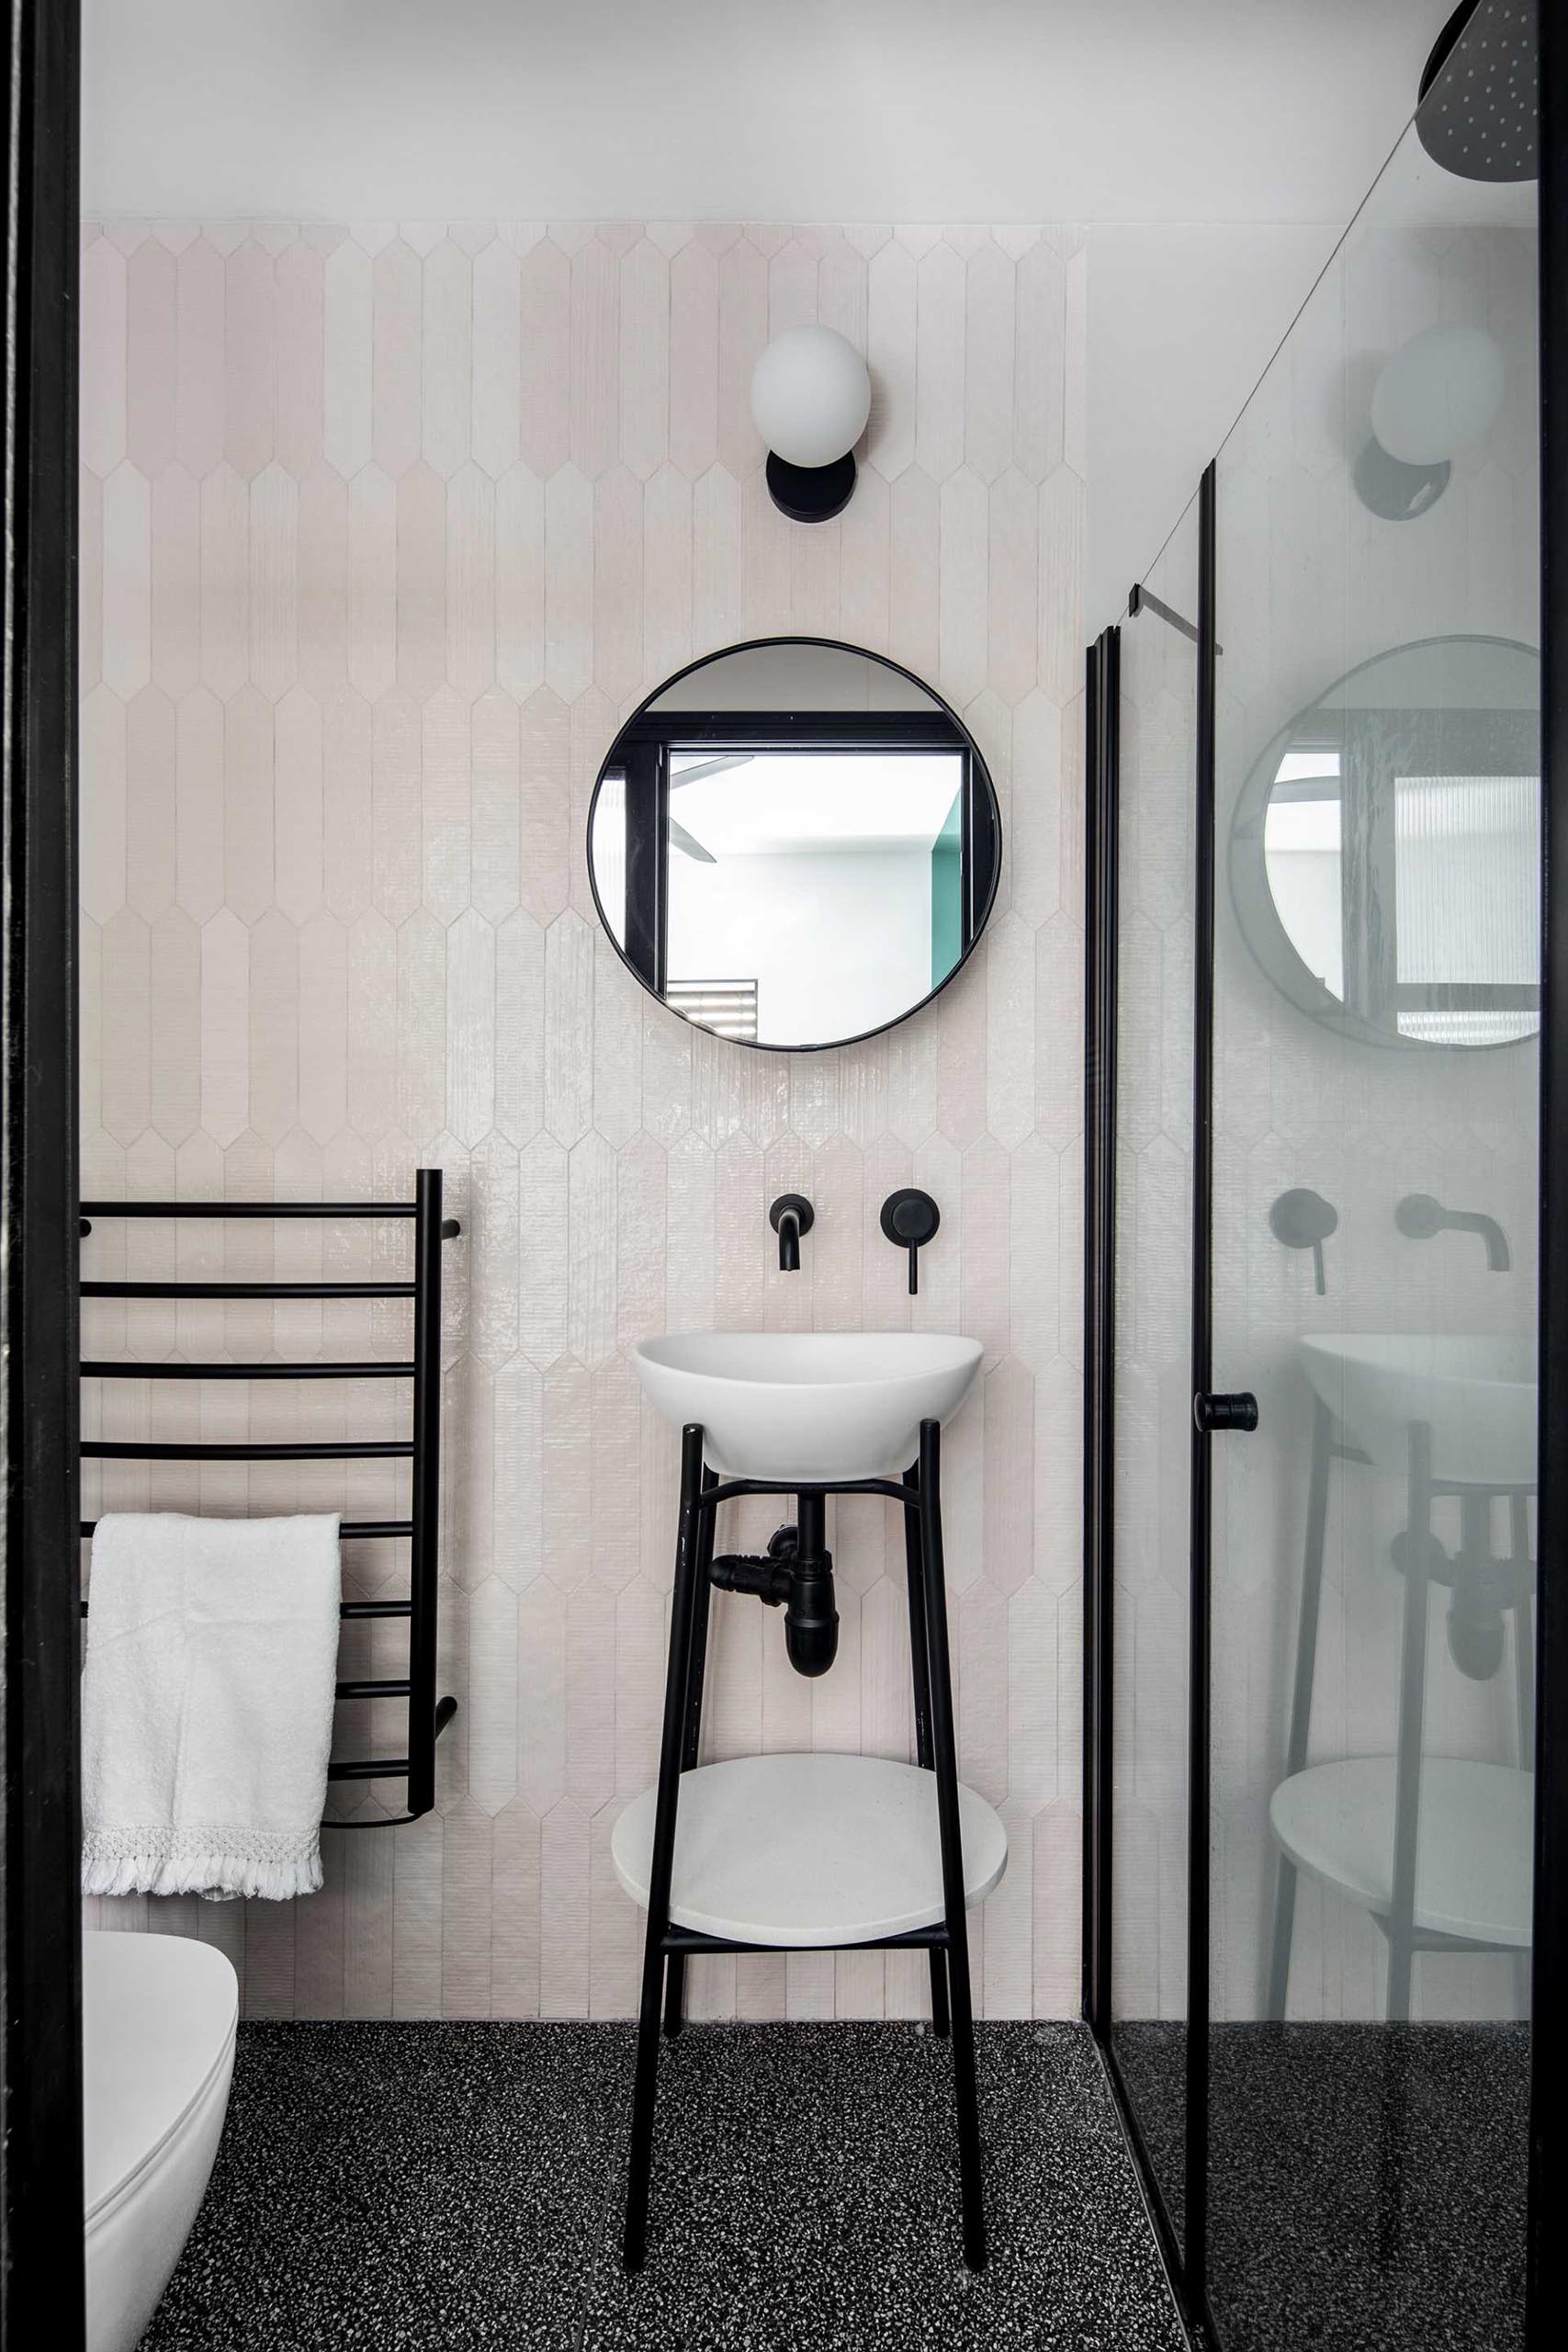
[{"x1": 623, "y1": 1414, "x2": 985, "y2": 2273}]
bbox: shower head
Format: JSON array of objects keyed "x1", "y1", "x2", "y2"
[{"x1": 1416, "y1": 0, "x2": 1538, "y2": 184}]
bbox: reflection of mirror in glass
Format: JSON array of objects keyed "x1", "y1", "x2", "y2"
[
  {"x1": 1235, "y1": 636, "x2": 1540, "y2": 1048},
  {"x1": 588, "y1": 639, "x2": 999, "y2": 1051}
]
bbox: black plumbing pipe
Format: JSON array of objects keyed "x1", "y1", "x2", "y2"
[
  {"x1": 784, "y1": 1495, "x2": 838, "y2": 1677},
  {"x1": 708, "y1": 1495, "x2": 840, "y2": 1678}
]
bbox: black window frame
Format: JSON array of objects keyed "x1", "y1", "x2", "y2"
[{"x1": 4, "y1": 0, "x2": 85, "y2": 2343}]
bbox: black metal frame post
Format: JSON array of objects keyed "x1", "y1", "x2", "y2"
[
  {"x1": 406, "y1": 1168, "x2": 445, "y2": 1818},
  {"x1": 623, "y1": 1418, "x2": 985, "y2": 2273},
  {"x1": 1534, "y1": 2, "x2": 1568, "y2": 2336},
  {"x1": 1182, "y1": 460, "x2": 1218, "y2": 2301},
  {"x1": 3, "y1": 0, "x2": 84, "y2": 2339},
  {"x1": 1083, "y1": 625, "x2": 1120, "y2": 2041}
]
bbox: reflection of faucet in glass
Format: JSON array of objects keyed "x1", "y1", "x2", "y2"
[
  {"x1": 1395, "y1": 1192, "x2": 1510, "y2": 1272},
  {"x1": 1269, "y1": 1188, "x2": 1338, "y2": 1294}
]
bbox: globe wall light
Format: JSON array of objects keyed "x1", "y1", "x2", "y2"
[{"x1": 751, "y1": 326, "x2": 873, "y2": 523}]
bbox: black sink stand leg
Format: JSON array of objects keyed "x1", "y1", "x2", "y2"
[
  {"x1": 918, "y1": 1418, "x2": 987, "y2": 2269},
  {"x1": 904, "y1": 1467, "x2": 951, "y2": 2038},
  {"x1": 624, "y1": 1421, "x2": 705, "y2": 2271},
  {"x1": 663, "y1": 1462, "x2": 716, "y2": 2039}
]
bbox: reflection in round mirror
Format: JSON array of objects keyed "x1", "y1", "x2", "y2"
[
  {"x1": 588, "y1": 639, "x2": 1000, "y2": 1051},
  {"x1": 1228, "y1": 635, "x2": 1540, "y2": 1049}
]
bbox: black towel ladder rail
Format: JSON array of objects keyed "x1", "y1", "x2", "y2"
[{"x1": 76, "y1": 1168, "x2": 460, "y2": 1826}]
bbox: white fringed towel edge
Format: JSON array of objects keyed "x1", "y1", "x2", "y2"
[{"x1": 82, "y1": 1511, "x2": 343, "y2": 1902}]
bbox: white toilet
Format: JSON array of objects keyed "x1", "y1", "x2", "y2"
[{"x1": 83, "y1": 1931, "x2": 239, "y2": 2352}]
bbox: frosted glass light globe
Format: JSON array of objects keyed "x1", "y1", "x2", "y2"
[
  {"x1": 1370, "y1": 324, "x2": 1506, "y2": 466},
  {"x1": 750, "y1": 327, "x2": 872, "y2": 470}
]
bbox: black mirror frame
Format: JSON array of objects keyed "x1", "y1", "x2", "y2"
[
  {"x1": 1226, "y1": 629, "x2": 1541, "y2": 1054},
  {"x1": 586, "y1": 634, "x2": 1003, "y2": 1055}
]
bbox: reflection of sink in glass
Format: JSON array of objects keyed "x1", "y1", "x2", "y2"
[
  {"x1": 1270, "y1": 1756, "x2": 1533, "y2": 1950},
  {"x1": 1298, "y1": 1333, "x2": 1536, "y2": 1487}
]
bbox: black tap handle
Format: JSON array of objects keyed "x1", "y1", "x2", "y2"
[{"x1": 881, "y1": 1190, "x2": 940, "y2": 1295}]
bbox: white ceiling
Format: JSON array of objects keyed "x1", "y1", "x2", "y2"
[{"x1": 84, "y1": 0, "x2": 1455, "y2": 225}]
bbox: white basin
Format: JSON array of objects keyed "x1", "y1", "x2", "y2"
[
  {"x1": 1298, "y1": 1332, "x2": 1536, "y2": 1487},
  {"x1": 633, "y1": 1331, "x2": 984, "y2": 1480}
]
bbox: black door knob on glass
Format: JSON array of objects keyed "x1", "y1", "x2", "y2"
[
  {"x1": 1194, "y1": 1392, "x2": 1259, "y2": 1434},
  {"x1": 881, "y1": 1189, "x2": 940, "y2": 1294}
]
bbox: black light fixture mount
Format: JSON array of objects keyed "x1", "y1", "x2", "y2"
[{"x1": 764, "y1": 448, "x2": 857, "y2": 525}]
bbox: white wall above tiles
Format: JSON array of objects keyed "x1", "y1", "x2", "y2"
[
  {"x1": 82, "y1": 0, "x2": 1454, "y2": 226},
  {"x1": 79, "y1": 218, "x2": 1088, "y2": 2022}
]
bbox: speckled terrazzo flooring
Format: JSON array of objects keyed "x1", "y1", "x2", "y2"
[
  {"x1": 1111, "y1": 2019, "x2": 1528, "y2": 2352},
  {"x1": 140, "y1": 2019, "x2": 1187, "y2": 2352}
]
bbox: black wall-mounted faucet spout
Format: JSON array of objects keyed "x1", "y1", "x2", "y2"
[
  {"x1": 769, "y1": 1193, "x2": 814, "y2": 1272},
  {"x1": 1395, "y1": 1193, "x2": 1511, "y2": 1272}
]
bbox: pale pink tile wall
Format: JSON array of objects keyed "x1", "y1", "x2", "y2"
[{"x1": 78, "y1": 220, "x2": 1087, "y2": 2018}]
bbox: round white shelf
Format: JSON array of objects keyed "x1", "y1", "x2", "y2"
[
  {"x1": 611, "y1": 1753, "x2": 1009, "y2": 1949},
  {"x1": 1269, "y1": 1756, "x2": 1533, "y2": 1950}
]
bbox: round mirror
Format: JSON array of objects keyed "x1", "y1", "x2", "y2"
[
  {"x1": 1229, "y1": 634, "x2": 1540, "y2": 1049},
  {"x1": 588, "y1": 639, "x2": 1000, "y2": 1051}
]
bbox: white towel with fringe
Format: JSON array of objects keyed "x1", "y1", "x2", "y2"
[{"x1": 82, "y1": 1511, "x2": 343, "y2": 1902}]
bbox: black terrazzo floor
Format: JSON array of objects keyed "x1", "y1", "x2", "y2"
[
  {"x1": 1112, "y1": 2020, "x2": 1528, "y2": 2352},
  {"x1": 141, "y1": 2020, "x2": 1186, "y2": 2352}
]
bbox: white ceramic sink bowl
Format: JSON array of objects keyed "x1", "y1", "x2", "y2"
[
  {"x1": 633, "y1": 1331, "x2": 984, "y2": 1480},
  {"x1": 1298, "y1": 1333, "x2": 1536, "y2": 1487}
]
